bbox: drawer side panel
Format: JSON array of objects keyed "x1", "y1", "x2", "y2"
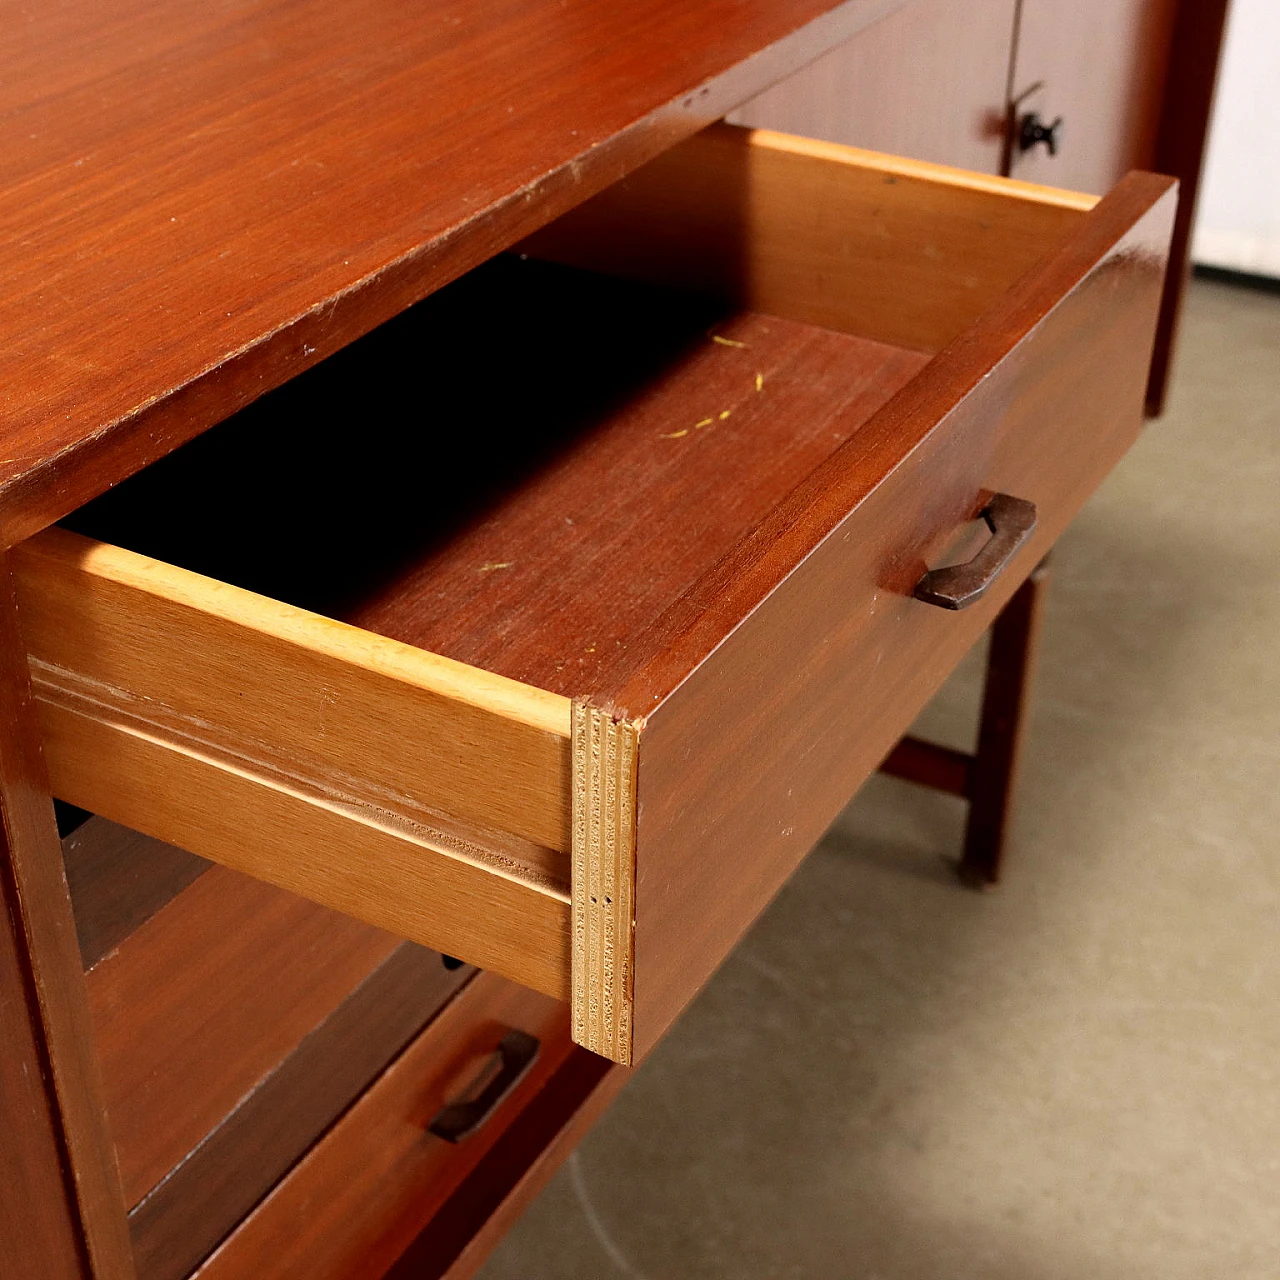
[{"x1": 15, "y1": 529, "x2": 572, "y2": 857}]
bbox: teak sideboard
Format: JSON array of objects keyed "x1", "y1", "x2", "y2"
[{"x1": 0, "y1": 2, "x2": 1227, "y2": 1276}]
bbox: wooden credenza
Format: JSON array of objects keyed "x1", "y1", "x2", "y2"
[{"x1": 0, "y1": 3, "x2": 1225, "y2": 1276}]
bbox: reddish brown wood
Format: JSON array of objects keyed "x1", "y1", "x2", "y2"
[
  {"x1": 0, "y1": 793, "x2": 87, "y2": 1279},
  {"x1": 128, "y1": 943, "x2": 469, "y2": 1280},
  {"x1": 879, "y1": 736, "x2": 973, "y2": 798},
  {"x1": 193, "y1": 976, "x2": 572, "y2": 1280},
  {"x1": 0, "y1": 557, "x2": 135, "y2": 1276},
  {"x1": 958, "y1": 555, "x2": 1052, "y2": 887},
  {"x1": 1007, "y1": 0, "x2": 1178, "y2": 194},
  {"x1": 0, "y1": 0, "x2": 916, "y2": 549},
  {"x1": 733, "y1": 0, "x2": 1018, "y2": 175},
  {"x1": 87, "y1": 865, "x2": 407, "y2": 1207},
  {"x1": 387, "y1": 1050, "x2": 628, "y2": 1280},
  {"x1": 614, "y1": 174, "x2": 1176, "y2": 1060},
  {"x1": 62, "y1": 817, "x2": 209, "y2": 970},
  {"x1": 1146, "y1": 0, "x2": 1233, "y2": 413},
  {"x1": 877, "y1": 555, "x2": 1050, "y2": 884},
  {"x1": 1009, "y1": 0, "x2": 1230, "y2": 414},
  {"x1": 68, "y1": 258, "x2": 928, "y2": 699}
]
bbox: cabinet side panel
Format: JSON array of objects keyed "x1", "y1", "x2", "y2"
[{"x1": 0, "y1": 556, "x2": 133, "y2": 1277}]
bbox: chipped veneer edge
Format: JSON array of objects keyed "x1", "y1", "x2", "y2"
[{"x1": 571, "y1": 701, "x2": 638, "y2": 1065}]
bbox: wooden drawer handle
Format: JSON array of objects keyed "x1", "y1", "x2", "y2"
[
  {"x1": 428, "y1": 1030, "x2": 540, "y2": 1143},
  {"x1": 914, "y1": 494, "x2": 1038, "y2": 611}
]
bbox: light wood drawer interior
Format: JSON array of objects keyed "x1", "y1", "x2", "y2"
[{"x1": 14, "y1": 123, "x2": 1173, "y2": 1065}]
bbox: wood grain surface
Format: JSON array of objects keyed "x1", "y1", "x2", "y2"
[
  {"x1": 62, "y1": 817, "x2": 209, "y2": 971},
  {"x1": 17, "y1": 526, "x2": 571, "y2": 858},
  {"x1": 1008, "y1": 0, "x2": 1177, "y2": 195},
  {"x1": 193, "y1": 974, "x2": 571, "y2": 1280},
  {"x1": 0, "y1": 700, "x2": 89, "y2": 1279},
  {"x1": 386, "y1": 1048, "x2": 627, "y2": 1280},
  {"x1": 127, "y1": 943, "x2": 469, "y2": 1280},
  {"x1": 523, "y1": 124, "x2": 1095, "y2": 355},
  {"x1": 731, "y1": 0, "x2": 1018, "y2": 174},
  {"x1": 0, "y1": 559, "x2": 135, "y2": 1276},
  {"x1": 57, "y1": 255, "x2": 926, "y2": 703},
  {"x1": 1146, "y1": 0, "x2": 1232, "y2": 413},
  {"x1": 617, "y1": 173, "x2": 1177, "y2": 1059},
  {"x1": 0, "y1": 0, "x2": 917, "y2": 547},
  {"x1": 35, "y1": 682, "x2": 572, "y2": 1001},
  {"x1": 87, "y1": 865, "x2": 407, "y2": 1208}
]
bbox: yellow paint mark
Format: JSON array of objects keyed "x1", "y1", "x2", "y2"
[
  {"x1": 694, "y1": 418, "x2": 714, "y2": 429},
  {"x1": 478, "y1": 561, "x2": 514, "y2": 573},
  {"x1": 755, "y1": 373, "x2": 764, "y2": 391},
  {"x1": 661, "y1": 429, "x2": 689, "y2": 439},
  {"x1": 712, "y1": 335, "x2": 747, "y2": 348},
  {"x1": 718, "y1": 410, "x2": 731, "y2": 420}
]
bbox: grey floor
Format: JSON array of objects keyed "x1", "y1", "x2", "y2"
[{"x1": 477, "y1": 279, "x2": 1280, "y2": 1280}]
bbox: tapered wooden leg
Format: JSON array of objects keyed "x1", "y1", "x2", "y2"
[
  {"x1": 957, "y1": 557, "x2": 1051, "y2": 888},
  {"x1": 879, "y1": 557, "x2": 1052, "y2": 889}
]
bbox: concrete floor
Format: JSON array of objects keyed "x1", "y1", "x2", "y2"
[{"x1": 478, "y1": 279, "x2": 1280, "y2": 1280}]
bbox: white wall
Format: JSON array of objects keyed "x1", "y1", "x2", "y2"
[{"x1": 1192, "y1": 0, "x2": 1280, "y2": 277}]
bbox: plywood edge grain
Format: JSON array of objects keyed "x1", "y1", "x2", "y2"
[
  {"x1": 570, "y1": 704, "x2": 638, "y2": 1066},
  {"x1": 15, "y1": 527, "x2": 572, "y2": 854}
]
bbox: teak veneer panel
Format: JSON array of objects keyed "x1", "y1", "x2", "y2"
[
  {"x1": 193, "y1": 975, "x2": 571, "y2": 1280},
  {"x1": 613, "y1": 175, "x2": 1178, "y2": 1059},
  {"x1": 0, "y1": 559, "x2": 135, "y2": 1277},
  {"x1": 87, "y1": 865, "x2": 405, "y2": 1208},
  {"x1": 62, "y1": 817, "x2": 210, "y2": 971},
  {"x1": 0, "y1": 0, "x2": 917, "y2": 546},
  {"x1": 127, "y1": 942, "x2": 469, "y2": 1280}
]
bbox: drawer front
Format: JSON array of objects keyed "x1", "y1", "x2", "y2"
[
  {"x1": 559, "y1": 136, "x2": 1177, "y2": 1060},
  {"x1": 15, "y1": 126, "x2": 1175, "y2": 1068},
  {"x1": 192, "y1": 974, "x2": 572, "y2": 1280}
]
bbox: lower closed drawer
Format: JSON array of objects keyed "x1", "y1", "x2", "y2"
[
  {"x1": 13, "y1": 123, "x2": 1175, "y2": 1065},
  {"x1": 191, "y1": 972, "x2": 574, "y2": 1280}
]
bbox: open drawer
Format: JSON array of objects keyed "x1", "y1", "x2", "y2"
[{"x1": 13, "y1": 124, "x2": 1175, "y2": 1066}]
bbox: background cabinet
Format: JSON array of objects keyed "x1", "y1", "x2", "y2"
[
  {"x1": 732, "y1": 0, "x2": 1016, "y2": 174},
  {"x1": 734, "y1": 0, "x2": 1230, "y2": 412}
]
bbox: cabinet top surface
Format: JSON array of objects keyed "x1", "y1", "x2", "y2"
[{"x1": 0, "y1": 0, "x2": 884, "y2": 544}]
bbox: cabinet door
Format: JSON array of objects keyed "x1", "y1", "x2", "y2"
[
  {"x1": 730, "y1": 0, "x2": 1017, "y2": 175},
  {"x1": 1008, "y1": 0, "x2": 1177, "y2": 193}
]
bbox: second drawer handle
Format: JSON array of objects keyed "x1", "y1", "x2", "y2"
[
  {"x1": 428, "y1": 1029, "x2": 540, "y2": 1143},
  {"x1": 914, "y1": 494, "x2": 1037, "y2": 611}
]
